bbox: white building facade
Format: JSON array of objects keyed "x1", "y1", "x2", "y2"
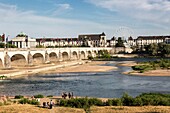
[
  {"x1": 78, "y1": 32, "x2": 107, "y2": 47},
  {"x1": 136, "y1": 36, "x2": 170, "y2": 47},
  {"x1": 11, "y1": 32, "x2": 36, "y2": 48}
]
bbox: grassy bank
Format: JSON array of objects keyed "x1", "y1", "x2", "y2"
[
  {"x1": 1, "y1": 93, "x2": 170, "y2": 113},
  {"x1": 132, "y1": 59, "x2": 170, "y2": 73},
  {"x1": 59, "y1": 93, "x2": 170, "y2": 107},
  {"x1": 1, "y1": 105, "x2": 170, "y2": 113}
]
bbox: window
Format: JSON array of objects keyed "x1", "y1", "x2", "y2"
[{"x1": 102, "y1": 37, "x2": 105, "y2": 40}]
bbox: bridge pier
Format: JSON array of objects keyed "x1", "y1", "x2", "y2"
[
  {"x1": 78, "y1": 51, "x2": 81, "y2": 60},
  {"x1": 45, "y1": 51, "x2": 50, "y2": 63},
  {"x1": 59, "y1": 50, "x2": 62, "y2": 62},
  {"x1": 27, "y1": 51, "x2": 33, "y2": 66},
  {"x1": 4, "y1": 52, "x2": 11, "y2": 68},
  {"x1": 69, "y1": 50, "x2": 72, "y2": 61}
]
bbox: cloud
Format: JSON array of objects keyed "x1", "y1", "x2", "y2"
[
  {"x1": 52, "y1": 3, "x2": 73, "y2": 16},
  {"x1": 58, "y1": 4, "x2": 72, "y2": 10},
  {"x1": 0, "y1": 3, "x2": 109, "y2": 39},
  {"x1": 87, "y1": 0, "x2": 170, "y2": 12},
  {"x1": 87, "y1": 0, "x2": 170, "y2": 24}
]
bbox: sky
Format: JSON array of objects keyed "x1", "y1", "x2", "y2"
[{"x1": 0, "y1": 0, "x2": 170, "y2": 39}]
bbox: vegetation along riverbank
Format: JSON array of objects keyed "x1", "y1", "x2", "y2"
[
  {"x1": 1, "y1": 93, "x2": 170, "y2": 113},
  {"x1": 125, "y1": 59, "x2": 170, "y2": 76}
]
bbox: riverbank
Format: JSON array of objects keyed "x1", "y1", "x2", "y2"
[
  {"x1": 119, "y1": 61, "x2": 170, "y2": 76},
  {"x1": 1, "y1": 95, "x2": 170, "y2": 113},
  {"x1": 40, "y1": 61, "x2": 117, "y2": 74},
  {"x1": 0, "y1": 60, "x2": 117, "y2": 79},
  {"x1": 0, "y1": 104, "x2": 170, "y2": 113},
  {"x1": 125, "y1": 69, "x2": 170, "y2": 76}
]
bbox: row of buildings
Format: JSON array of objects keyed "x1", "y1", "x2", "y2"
[
  {"x1": 10, "y1": 32, "x2": 107, "y2": 48},
  {"x1": 1, "y1": 32, "x2": 170, "y2": 48},
  {"x1": 127, "y1": 36, "x2": 170, "y2": 47}
]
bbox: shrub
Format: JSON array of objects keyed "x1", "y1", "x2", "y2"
[
  {"x1": 13, "y1": 100, "x2": 17, "y2": 104},
  {"x1": 106, "y1": 98, "x2": 122, "y2": 106},
  {"x1": 0, "y1": 75, "x2": 7, "y2": 79},
  {"x1": 47, "y1": 95, "x2": 53, "y2": 97},
  {"x1": 88, "y1": 56, "x2": 94, "y2": 60},
  {"x1": 60, "y1": 93, "x2": 170, "y2": 108},
  {"x1": 59, "y1": 97, "x2": 103, "y2": 108},
  {"x1": 112, "y1": 99, "x2": 122, "y2": 106},
  {"x1": 36, "y1": 45, "x2": 44, "y2": 48},
  {"x1": 46, "y1": 46, "x2": 54, "y2": 48},
  {"x1": 29, "y1": 99, "x2": 40, "y2": 105},
  {"x1": 60, "y1": 99, "x2": 68, "y2": 107},
  {"x1": 97, "y1": 50, "x2": 111, "y2": 59},
  {"x1": 106, "y1": 99, "x2": 112, "y2": 106},
  {"x1": 88, "y1": 98, "x2": 103, "y2": 106},
  {"x1": 136, "y1": 93, "x2": 170, "y2": 106},
  {"x1": 14, "y1": 95, "x2": 24, "y2": 99},
  {"x1": 133, "y1": 98, "x2": 143, "y2": 106},
  {"x1": 18, "y1": 98, "x2": 40, "y2": 105},
  {"x1": 34, "y1": 94, "x2": 44, "y2": 98},
  {"x1": 132, "y1": 59, "x2": 170, "y2": 73},
  {"x1": 121, "y1": 93, "x2": 134, "y2": 106},
  {"x1": 18, "y1": 98, "x2": 29, "y2": 104}
]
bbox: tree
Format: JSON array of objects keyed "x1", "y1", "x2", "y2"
[
  {"x1": 148, "y1": 43, "x2": 158, "y2": 56},
  {"x1": 0, "y1": 43, "x2": 17, "y2": 48},
  {"x1": 143, "y1": 43, "x2": 170, "y2": 57},
  {"x1": 158, "y1": 43, "x2": 165, "y2": 56},
  {"x1": 115, "y1": 37, "x2": 124, "y2": 47},
  {"x1": 163, "y1": 44, "x2": 170, "y2": 56}
]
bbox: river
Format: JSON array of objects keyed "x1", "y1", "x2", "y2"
[{"x1": 0, "y1": 58, "x2": 170, "y2": 98}]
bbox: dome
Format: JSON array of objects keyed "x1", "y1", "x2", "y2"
[{"x1": 16, "y1": 32, "x2": 28, "y2": 37}]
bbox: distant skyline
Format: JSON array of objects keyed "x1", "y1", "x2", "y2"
[{"x1": 0, "y1": 0, "x2": 170, "y2": 39}]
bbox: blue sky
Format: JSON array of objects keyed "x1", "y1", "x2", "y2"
[{"x1": 0, "y1": 0, "x2": 170, "y2": 39}]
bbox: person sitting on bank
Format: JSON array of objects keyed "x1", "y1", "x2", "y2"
[{"x1": 43, "y1": 102, "x2": 48, "y2": 108}]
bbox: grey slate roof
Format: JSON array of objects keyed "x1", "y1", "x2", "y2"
[
  {"x1": 137, "y1": 36, "x2": 170, "y2": 40},
  {"x1": 78, "y1": 32, "x2": 105, "y2": 41}
]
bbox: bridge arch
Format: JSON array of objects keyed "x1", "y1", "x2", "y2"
[
  {"x1": 11, "y1": 54, "x2": 27, "y2": 67},
  {"x1": 72, "y1": 51, "x2": 78, "y2": 60},
  {"x1": 33, "y1": 53, "x2": 44, "y2": 64},
  {"x1": 88, "y1": 51, "x2": 92, "y2": 57},
  {"x1": 93, "y1": 50, "x2": 98, "y2": 57},
  {"x1": 62, "y1": 52, "x2": 69, "y2": 61},
  {"x1": 94, "y1": 50, "x2": 97, "y2": 54},
  {"x1": 80, "y1": 51, "x2": 86, "y2": 60},
  {"x1": 49, "y1": 52, "x2": 58, "y2": 62}
]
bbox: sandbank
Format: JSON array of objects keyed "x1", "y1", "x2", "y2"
[
  {"x1": 41, "y1": 61, "x2": 117, "y2": 74},
  {"x1": 0, "y1": 60, "x2": 117, "y2": 78},
  {"x1": 117, "y1": 61, "x2": 137, "y2": 67},
  {"x1": 126, "y1": 69, "x2": 170, "y2": 76},
  {"x1": 120, "y1": 61, "x2": 170, "y2": 76}
]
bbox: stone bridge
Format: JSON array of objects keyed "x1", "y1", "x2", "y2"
[{"x1": 0, "y1": 47, "x2": 112, "y2": 68}]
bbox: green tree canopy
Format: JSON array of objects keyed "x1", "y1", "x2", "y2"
[{"x1": 115, "y1": 37, "x2": 125, "y2": 47}]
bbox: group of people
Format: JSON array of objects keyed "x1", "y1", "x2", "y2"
[
  {"x1": 42, "y1": 92, "x2": 74, "y2": 109},
  {"x1": 43, "y1": 100, "x2": 54, "y2": 109},
  {"x1": 61, "y1": 92, "x2": 74, "y2": 99}
]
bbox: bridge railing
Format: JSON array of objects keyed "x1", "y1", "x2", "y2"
[{"x1": 0, "y1": 47, "x2": 113, "y2": 51}]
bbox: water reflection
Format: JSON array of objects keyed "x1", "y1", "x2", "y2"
[{"x1": 0, "y1": 58, "x2": 170, "y2": 98}]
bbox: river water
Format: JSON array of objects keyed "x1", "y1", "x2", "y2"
[{"x1": 0, "y1": 58, "x2": 170, "y2": 98}]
